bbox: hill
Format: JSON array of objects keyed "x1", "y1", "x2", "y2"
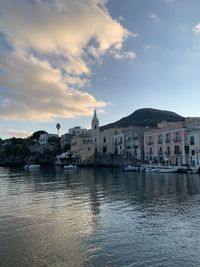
[{"x1": 100, "y1": 108, "x2": 184, "y2": 130}]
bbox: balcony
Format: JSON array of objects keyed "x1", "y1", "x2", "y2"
[
  {"x1": 147, "y1": 141, "x2": 154, "y2": 145},
  {"x1": 174, "y1": 150, "x2": 182, "y2": 155},
  {"x1": 173, "y1": 138, "x2": 182, "y2": 142}
]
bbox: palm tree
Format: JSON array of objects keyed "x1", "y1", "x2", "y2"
[{"x1": 56, "y1": 123, "x2": 61, "y2": 137}]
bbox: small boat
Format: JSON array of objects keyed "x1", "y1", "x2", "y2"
[
  {"x1": 188, "y1": 168, "x2": 198, "y2": 174},
  {"x1": 158, "y1": 168, "x2": 178, "y2": 173},
  {"x1": 64, "y1": 164, "x2": 77, "y2": 169},
  {"x1": 150, "y1": 168, "x2": 159, "y2": 173},
  {"x1": 122, "y1": 165, "x2": 139, "y2": 172},
  {"x1": 24, "y1": 164, "x2": 40, "y2": 170}
]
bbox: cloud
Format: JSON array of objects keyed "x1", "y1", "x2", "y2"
[
  {"x1": 3, "y1": 129, "x2": 32, "y2": 138},
  {"x1": 111, "y1": 51, "x2": 136, "y2": 60},
  {"x1": 193, "y1": 23, "x2": 200, "y2": 34},
  {"x1": 0, "y1": 50, "x2": 106, "y2": 121},
  {"x1": 149, "y1": 13, "x2": 159, "y2": 22},
  {"x1": 0, "y1": 0, "x2": 135, "y2": 121}
]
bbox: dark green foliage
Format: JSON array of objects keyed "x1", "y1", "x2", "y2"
[
  {"x1": 64, "y1": 143, "x2": 71, "y2": 151},
  {"x1": 48, "y1": 136, "x2": 59, "y2": 144},
  {"x1": 31, "y1": 130, "x2": 47, "y2": 140}
]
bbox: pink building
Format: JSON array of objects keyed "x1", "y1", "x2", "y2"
[{"x1": 144, "y1": 122, "x2": 190, "y2": 166}]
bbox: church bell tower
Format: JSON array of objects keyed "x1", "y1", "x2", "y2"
[{"x1": 91, "y1": 109, "x2": 99, "y2": 152}]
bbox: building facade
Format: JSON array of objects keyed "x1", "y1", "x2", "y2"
[
  {"x1": 188, "y1": 130, "x2": 200, "y2": 167},
  {"x1": 124, "y1": 127, "x2": 144, "y2": 161},
  {"x1": 70, "y1": 134, "x2": 95, "y2": 161},
  {"x1": 68, "y1": 126, "x2": 88, "y2": 136},
  {"x1": 39, "y1": 133, "x2": 58, "y2": 146},
  {"x1": 144, "y1": 122, "x2": 190, "y2": 165}
]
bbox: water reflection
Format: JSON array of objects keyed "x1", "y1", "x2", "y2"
[{"x1": 1, "y1": 167, "x2": 200, "y2": 266}]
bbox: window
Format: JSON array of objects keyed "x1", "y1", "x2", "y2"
[
  {"x1": 150, "y1": 148, "x2": 152, "y2": 155},
  {"x1": 191, "y1": 150, "x2": 195, "y2": 156},
  {"x1": 103, "y1": 137, "x2": 106, "y2": 143},
  {"x1": 167, "y1": 146, "x2": 170, "y2": 154},
  {"x1": 175, "y1": 132, "x2": 180, "y2": 140},
  {"x1": 95, "y1": 125, "x2": 97, "y2": 129},
  {"x1": 88, "y1": 147, "x2": 91, "y2": 151},
  {"x1": 190, "y1": 136, "x2": 195, "y2": 145},
  {"x1": 158, "y1": 135, "x2": 162, "y2": 143},
  {"x1": 148, "y1": 136, "x2": 153, "y2": 144},
  {"x1": 174, "y1": 146, "x2": 180, "y2": 154},
  {"x1": 166, "y1": 133, "x2": 170, "y2": 142},
  {"x1": 185, "y1": 146, "x2": 189, "y2": 154}
]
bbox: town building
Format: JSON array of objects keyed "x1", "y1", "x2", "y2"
[
  {"x1": 60, "y1": 133, "x2": 73, "y2": 151},
  {"x1": 124, "y1": 127, "x2": 145, "y2": 161},
  {"x1": 188, "y1": 129, "x2": 200, "y2": 167},
  {"x1": 70, "y1": 110, "x2": 98, "y2": 161},
  {"x1": 70, "y1": 133, "x2": 95, "y2": 161},
  {"x1": 39, "y1": 133, "x2": 58, "y2": 146},
  {"x1": 68, "y1": 126, "x2": 88, "y2": 135},
  {"x1": 144, "y1": 121, "x2": 190, "y2": 166},
  {"x1": 113, "y1": 132, "x2": 125, "y2": 155}
]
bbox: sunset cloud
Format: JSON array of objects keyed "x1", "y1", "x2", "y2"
[
  {"x1": 0, "y1": 0, "x2": 134, "y2": 121},
  {"x1": 3, "y1": 129, "x2": 32, "y2": 138}
]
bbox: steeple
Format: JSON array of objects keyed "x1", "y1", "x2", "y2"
[
  {"x1": 91, "y1": 109, "x2": 100, "y2": 151},
  {"x1": 92, "y1": 109, "x2": 98, "y2": 122}
]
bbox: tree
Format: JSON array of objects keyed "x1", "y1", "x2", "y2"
[
  {"x1": 56, "y1": 123, "x2": 61, "y2": 136},
  {"x1": 31, "y1": 130, "x2": 47, "y2": 140}
]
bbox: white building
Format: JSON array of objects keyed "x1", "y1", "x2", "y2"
[
  {"x1": 113, "y1": 132, "x2": 125, "y2": 155},
  {"x1": 39, "y1": 133, "x2": 58, "y2": 146},
  {"x1": 68, "y1": 126, "x2": 88, "y2": 135}
]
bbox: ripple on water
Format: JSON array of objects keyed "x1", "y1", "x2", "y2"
[{"x1": 0, "y1": 168, "x2": 200, "y2": 266}]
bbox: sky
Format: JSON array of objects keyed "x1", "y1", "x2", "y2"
[{"x1": 1, "y1": 0, "x2": 200, "y2": 139}]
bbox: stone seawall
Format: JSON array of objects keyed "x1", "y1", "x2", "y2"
[{"x1": 79, "y1": 154, "x2": 131, "y2": 167}]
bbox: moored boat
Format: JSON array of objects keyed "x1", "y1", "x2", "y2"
[
  {"x1": 158, "y1": 167, "x2": 178, "y2": 173},
  {"x1": 123, "y1": 165, "x2": 139, "y2": 172},
  {"x1": 24, "y1": 164, "x2": 40, "y2": 170},
  {"x1": 64, "y1": 164, "x2": 77, "y2": 169}
]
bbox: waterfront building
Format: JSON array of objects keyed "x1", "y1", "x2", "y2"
[
  {"x1": 188, "y1": 129, "x2": 200, "y2": 167},
  {"x1": 144, "y1": 121, "x2": 190, "y2": 166},
  {"x1": 70, "y1": 133, "x2": 95, "y2": 161},
  {"x1": 124, "y1": 127, "x2": 145, "y2": 161},
  {"x1": 70, "y1": 110, "x2": 98, "y2": 161},
  {"x1": 99, "y1": 128, "x2": 115, "y2": 154},
  {"x1": 113, "y1": 132, "x2": 125, "y2": 155}
]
